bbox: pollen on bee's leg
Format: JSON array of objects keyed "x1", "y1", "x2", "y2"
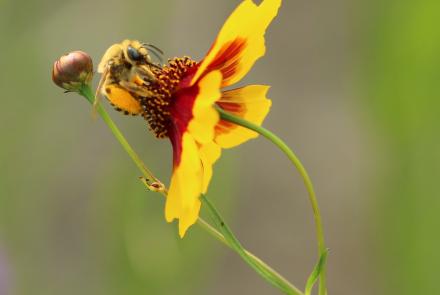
[{"x1": 105, "y1": 85, "x2": 143, "y2": 115}]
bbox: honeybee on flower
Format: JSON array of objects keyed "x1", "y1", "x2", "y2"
[
  {"x1": 97, "y1": 0, "x2": 282, "y2": 237},
  {"x1": 95, "y1": 40, "x2": 163, "y2": 116}
]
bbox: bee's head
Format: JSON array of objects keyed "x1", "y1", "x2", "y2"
[
  {"x1": 97, "y1": 40, "x2": 163, "y2": 74},
  {"x1": 97, "y1": 40, "x2": 147, "y2": 73},
  {"x1": 122, "y1": 40, "x2": 151, "y2": 65}
]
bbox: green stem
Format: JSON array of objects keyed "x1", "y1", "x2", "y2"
[
  {"x1": 77, "y1": 84, "x2": 303, "y2": 295},
  {"x1": 79, "y1": 85, "x2": 157, "y2": 182},
  {"x1": 198, "y1": 217, "x2": 300, "y2": 292},
  {"x1": 201, "y1": 196, "x2": 303, "y2": 295},
  {"x1": 217, "y1": 107, "x2": 327, "y2": 295}
]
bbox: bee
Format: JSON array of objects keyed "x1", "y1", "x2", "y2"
[{"x1": 95, "y1": 40, "x2": 163, "y2": 115}]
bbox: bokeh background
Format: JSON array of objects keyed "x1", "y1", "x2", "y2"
[{"x1": 1, "y1": 0, "x2": 439, "y2": 294}]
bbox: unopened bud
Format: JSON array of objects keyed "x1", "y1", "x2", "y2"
[{"x1": 52, "y1": 51, "x2": 93, "y2": 92}]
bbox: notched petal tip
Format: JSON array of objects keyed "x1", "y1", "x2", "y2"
[
  {"x1": 178, "y1": 200, "x2": 201, "y2": 238},
  {"x1": 165, "y1": 133, "x2": 203, "y2": 236},
  {"x1": 192, "y1": 0, "x2": 282, "y2": 86}
]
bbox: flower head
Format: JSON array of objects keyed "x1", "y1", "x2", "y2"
[
  {"x1": 99, "y1": 0, "x2": 281, "y2": 237},
  {"x1": 52, "y1": 51, "x2": 93, "y2": 92}
]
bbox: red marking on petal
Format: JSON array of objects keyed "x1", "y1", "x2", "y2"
[
  {"x1": 203, "y1": 38, "x2": 247, "y2": 85},
  {"x1": 168, "y1": 85, "x2": 200, "y2": 166},
  {"x1": 215, "y1": 101, "x2": 246, "y2": 136},
  {"x1": 217, "y1": 101, "x2": 245, "y2": 113},
  {"x1": 178, "y1": 65, "x2": 199, "y2": 88},
  {"x1": 215, "y1": 119, "x2": 236, "y2": 136}
]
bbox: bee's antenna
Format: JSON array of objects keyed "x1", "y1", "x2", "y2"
[
  {"x1": 142, "y1": 43, "x2": 164, "y2": 64},
  {"x1": 143, "y1": 43, "x2": 164, "y2": 55},
  {"x1": 149, "y1": 51, "x2": 164, "y2": 65}
]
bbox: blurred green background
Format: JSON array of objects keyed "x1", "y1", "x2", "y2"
[{"x1": 0, "y1": 0, "x2": 439, "y2": 294}]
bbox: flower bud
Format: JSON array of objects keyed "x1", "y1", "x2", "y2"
[{"x1": 52, "y1": 51, "x2": 93, "y2": 92}]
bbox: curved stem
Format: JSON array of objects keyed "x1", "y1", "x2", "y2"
[
  {"x1": 218, "y1": 107, "x2": 327, "y2": 295},
  {"x1": 79, "y1": 85, "x2": 157, "y2": 183},
  {"x1": 201, "y1": 196, "x2": 303, "y2": 295},
  {"x1": 77, "y1": 84, "x2": 303, "y2": 295}
]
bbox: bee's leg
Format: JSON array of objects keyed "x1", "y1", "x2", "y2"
[
  {"x1": 136, "y1": 66, "x2": 158, "y2": 83},
  {"x1": 119, "y1": 81, "x2": 155, "y2": 97},
  {"x1": 146, "y1": 61, "x2": 162, "y2": 70}
]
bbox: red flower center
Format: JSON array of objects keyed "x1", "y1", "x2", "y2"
[{"x1": 140, "y1": 57, "x2": 198, "y2": 138}]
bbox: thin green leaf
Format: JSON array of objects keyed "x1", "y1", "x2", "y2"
[
  {"x1": 305, "y1": 249, "x2": 329, "y2": 295},
  {"x1": 201, "y1": 195, "x2": 303, "y2": 295}
]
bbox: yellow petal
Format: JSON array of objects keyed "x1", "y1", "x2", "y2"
[
  {"x1": 187, "y1": 71, "x2": 222, "y2": 144},
  {"x1": 166, "y1": 71, "x2": 224, "y2": 237},
  {"x1": 215, "y1": 85, "x2": 272, "y2": 148},
  {"x1": 178, "y1": 200, "x2": 201, "y2": 238},
  {"x1": 198, "y1": 141, "x2": 222, "y2": 193},
  {"x1": 165, "y1": 133, "x2": 203, "y2": 237},
  {"x1": 191, "y1": 0, "x2": 282, "y2": 87}
]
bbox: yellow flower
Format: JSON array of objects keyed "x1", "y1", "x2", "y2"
[
  {"x1": 164, "y1": 0, "x2": 281, "y2": 237},
  {"x1": 101, "y1": 0, "x2": 282, "y2": 237}
]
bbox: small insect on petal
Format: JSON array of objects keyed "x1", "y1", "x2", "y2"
[{"x1": 52, "y1": 51, "x2": 94, "y2": 92}]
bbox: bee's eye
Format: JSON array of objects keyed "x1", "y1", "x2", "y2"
[{"x1": 127, "y1": 46, "x2": 141, "y2": 61}]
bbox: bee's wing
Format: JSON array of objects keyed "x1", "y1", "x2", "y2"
[
  {"x1": 93, "y1": 66, "x2": 109, "y2": 116},
  {"x1": 95, "y1": 43, "x2": 125, "y2": 115}
]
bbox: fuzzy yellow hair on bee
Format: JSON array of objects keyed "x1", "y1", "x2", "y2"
[{"x1": 94, "y1": 40, "x2": 163, "y2": 115}]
